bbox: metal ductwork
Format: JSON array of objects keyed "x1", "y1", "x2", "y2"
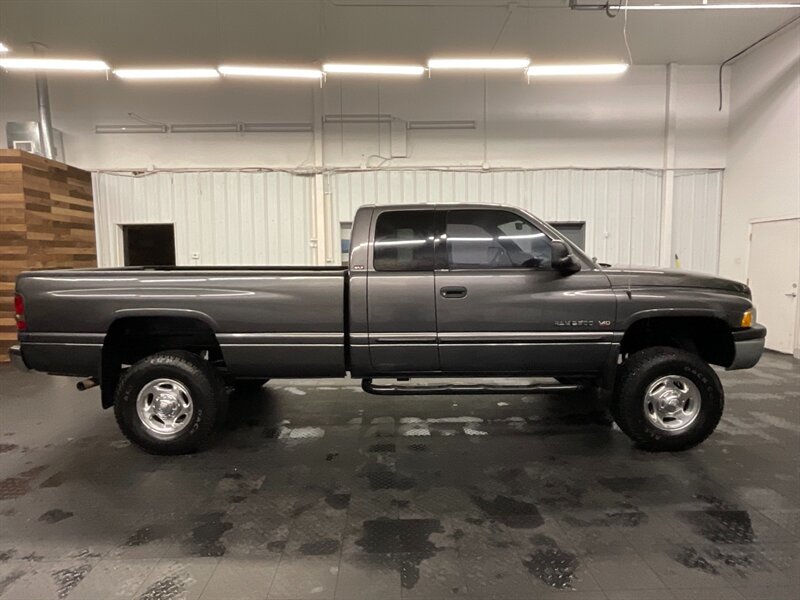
[
  {"x1": 35, "y1": 73, "x2": 55, "y2": 159},
  {"x1": 31, "y1": 42, "x2": 55, "y2": 160}
]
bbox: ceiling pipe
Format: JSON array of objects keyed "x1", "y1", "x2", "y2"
[{"x1": 32, "y1": 42, "x2": 55, "y2": 160}]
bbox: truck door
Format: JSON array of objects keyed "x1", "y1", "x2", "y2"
[
  {"x1": 434, "y1": 208, "x2": 615, "y2": 375},
  {"x1": 366, "y1": 208, "x2": 440, "y2": 373}
]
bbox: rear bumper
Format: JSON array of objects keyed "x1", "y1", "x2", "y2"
[
  {"x1": 8, "y1": 345, "x2": 30, "y2": 372},
  {"x1": 727, "y1": 324, "x2": 767, "y2": 370}
]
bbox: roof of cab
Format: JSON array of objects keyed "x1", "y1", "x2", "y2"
[{"x1": 357, "y1": 202, "x2": 515, "y2": 210}]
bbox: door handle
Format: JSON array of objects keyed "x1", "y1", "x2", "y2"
[{"x1": 440, "y1": 286, "x2": 467, "y2": 299}]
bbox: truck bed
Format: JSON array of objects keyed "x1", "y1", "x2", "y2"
[{"x1": 16, "y1": 267, "x2": 348, "y2": 378}]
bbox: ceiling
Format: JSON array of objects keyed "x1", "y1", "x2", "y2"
[{"x1": 0, "y1": 1, "x2": 798, "y2": 67}]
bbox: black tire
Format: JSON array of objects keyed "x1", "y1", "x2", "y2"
[
  {"x1": 232, "y1": 379, "x2": 269, "y2": 393},
  {"x1": 612, "y1": 346, "x2": 723, "y2": 452},
  {"x1": 113, "y1": 350, "x2": 226, "y2": 455}
]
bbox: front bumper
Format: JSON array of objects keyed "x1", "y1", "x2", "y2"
[
  {"x1": 8, "y1": 345, "x2": 30, "y2": 372},
  {"x1": 727, "y1": 324, "x2": 767, "y2": 370}
]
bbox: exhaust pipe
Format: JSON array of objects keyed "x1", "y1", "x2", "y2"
[{"x1": 76, "y1": 378, "x2": 99, "y2": 391}]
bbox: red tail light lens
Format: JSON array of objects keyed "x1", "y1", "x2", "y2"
[{"x1": 14, "y1": 293, "x2": 27, "y2": 331}]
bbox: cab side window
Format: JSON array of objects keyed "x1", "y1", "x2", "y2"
[
  {"x1": 373, "y1": 210, "x2": 436, "y2": 271},
  {"x1": 446, "y1": 209, "x2": 551, "y2": 269}
]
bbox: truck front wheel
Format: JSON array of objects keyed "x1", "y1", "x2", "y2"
[
  {"x1": 113, "y1": 350, "x2": 226, "y2": 455},
  {"x1": 612, "y1": 346, "x2": 723, "y2": 452}
]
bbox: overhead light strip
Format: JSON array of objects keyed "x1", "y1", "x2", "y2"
[
  {"x1": 0, "y1": 58, "x2": 109, "y2": 71},
  {"x1": 623, "y1": 3, "x2": 800, "y2": 10},
  {"x1": 526, "y1": 63, "x2": 629, "y2": 76},
  {"x1": 428, "y1": 58, "x2": 530, "y2": 70},
  {"x1": 96, "y1": 124, "x2": 167, "y2": 134},
  {"x1": 114, "y1": 68, "x2": 219, "y2": 80},
  {"x1": 323, "y1": 63, "x2": 425, "y2": 76},
  {"x1": 219, "y1": 65, "x2": 322, "y2": 79}
]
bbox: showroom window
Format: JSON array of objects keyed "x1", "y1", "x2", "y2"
[
  {"x1": 373, "y1": 210, "x2": 435, "y2": 271},
  {"x1": 446, "y1": 209, "x2": 551, "y2": 270}
]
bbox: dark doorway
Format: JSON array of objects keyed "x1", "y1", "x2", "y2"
[
  {"x1": 122, "y1": 224, "x2": 176, "y2": 267},
  {"x1": 549, "y1": 221, "x2": 586, "y2": 250}
]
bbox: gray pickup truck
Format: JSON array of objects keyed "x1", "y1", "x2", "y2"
[{"x1": 10, "y1": 203, "x2": 766, "y2": 455}]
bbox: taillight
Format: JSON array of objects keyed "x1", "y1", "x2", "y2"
[{"x1": 14, "y1": 293, "x2": 26, "y2": 331}]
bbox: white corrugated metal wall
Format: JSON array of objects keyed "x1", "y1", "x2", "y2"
[
  {"x1": 672, "y1": 170, "x2": 723, "y2": 273},
  {"x1": 330, "y1": 169, "x2": 722, "y2": 272},
  {"x1": 93, "y1": 168, "x2": 722, "y2": 273},
  {"x1": 93, "y1": 171, "x2": 315, "y2": 266}
]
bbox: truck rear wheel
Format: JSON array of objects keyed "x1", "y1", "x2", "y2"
[
  {"x1": 612, "y1": 346, "x2": 723, "y2": 452},
  {"x1": 113, "y1": 350, "x2": 226, "y2": 455}
]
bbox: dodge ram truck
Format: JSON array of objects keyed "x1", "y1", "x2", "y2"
[{"x1": 9, "y1": 203, "x2": 766, "y2": 455}]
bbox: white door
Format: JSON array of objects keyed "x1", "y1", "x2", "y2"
[{"x1": 748, "y1": 218, "x2": 800, "y2": 354}]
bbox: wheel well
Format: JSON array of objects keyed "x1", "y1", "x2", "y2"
[
  {"x1": 100, "y1": 316, "x2": 224, "y2": 408},
  {"x1": 620, "y1": 317, "x2": 734, "y2": 367}
]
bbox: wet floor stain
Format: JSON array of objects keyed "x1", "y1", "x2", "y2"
[
  {"x1": 522, "y1": 534, "x2": 579, "y2": 589},
  {"x1": 671, "y1": 544, "x2": 720, "y2": 575},
  {"x1": 359, "y1": 464, "x2": 415, "y2": 491},
  {"x1": 39, "y1": 472, "x2": 67, "y2": 488},
  {"x1": 299, "y1": 538, "x2": 340, "y2": 555},
  {"x1": 325, "y1": 492, "x2": 351, "y2": 510},
  {"x1": 368, "y1": 443, "x2": 396, "y2": 453},
  {"x1": 38, "y1": 508, "x2": 74, "y2": 524},
  {"x1": 679, "y1": 510, "x2": 755, "y2": 544},
  {"x1": 189, "y1": 512, "x2": 233, "y2": 557},
  {"x1": 0, "y1": 443, "x2": 18, "y2": 454},
  {"x1": 356, "y1": 518, "x2": 443, "y2": 588},
  {"x1": 325, "y1": 452, "x2": 339, "y2": 461},
  {"x1": 563, "y1": 507, "x2": 647, "y2": 528},
  {"x1": 0, "y1": 465, "x2": 48, "y2": 500},
  {"x1": 470, "y1": 494, "x2": 544, "y2": 529},
  {"x1": 51, "y1": 563, "x2": 92, "y2": 599},
  {"x1": 137, "y1": 575, "x2": 187, "y2": 600},
  {"x1": 0, "y1": 570, "x2": 26, "y2": 595},
  {"x1": 125, "y1": 526, "x2": 162, "y2": 547},
  {"x1": 267, "y1": 540, "x2": 286, "y2": 552}
]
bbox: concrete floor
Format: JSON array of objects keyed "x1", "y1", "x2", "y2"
[{"x1": 0, "y1": 354, "x2": 798, "y2": 600}]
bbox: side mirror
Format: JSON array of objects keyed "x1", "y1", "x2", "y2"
[{"x1": 551, "y1": 240, "x2": 581, "y2": 275}]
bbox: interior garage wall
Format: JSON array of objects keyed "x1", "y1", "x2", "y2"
[
  {"x1": 93, "y1": 168, "x2": 722, "y2": 273},
  {"x1": 719, "y1": 22, "x2": 800, "y2": 282},
  {"x1": 0, "y1": 65, "x2": 727, "y2": 171},
  {"x1": 93, "y1": 171, "x2": 315, "y2": 266}
]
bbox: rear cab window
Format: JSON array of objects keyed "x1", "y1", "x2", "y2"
[{"x1": 373, "y1": 210, "x2": 436, "y2": 271}]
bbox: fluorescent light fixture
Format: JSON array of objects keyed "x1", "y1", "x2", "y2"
[
  {"x1": 96, "y1": 124, "x2": 168, "y2": 134},
  {"x1": 427, "y1": 58, "x2": 530, "y2": 70},
  {"x1": 0, "y1": 43, "x2": 9, "y2": 53},
  {"x1": 113, "y1": 68, "x2": 219, "y2": 80},
  {"x1": 624, "y1": 2, "x2": 800, "y2": 9},
  {"x1": 527, "y1": 63, "x2": 629, "y2": 77},
  {"x1": 408, "y1": 120, "x2": 476, "y2": 130},
  {"x1": 170, "y1": 123, "x2": 238, "y2": 133},
  {"x1": 0, "y1": 58, "x2": 109, "y2": 71},
  {"x1": 323, "y1": 63, "x2": 425, "y2": 76},
  {"x1": 324, "y1": 113, "x2": 393, "y2": 124},
  {"x1": 219, "y1": 65, "x2": 322, "y2": 79},
  {"x1": 242, "y1": 122, "x2": 313, "y2": 132}
]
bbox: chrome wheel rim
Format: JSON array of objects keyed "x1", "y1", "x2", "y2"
[
  {"x1": 643, "y1": 375, "x2": 701, "y2": 433},
  {"x1": 136, "y1": 378, "x2": 194, "y2": 437}
]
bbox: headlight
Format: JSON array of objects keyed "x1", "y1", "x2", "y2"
[{"x1": 740, "y1": 309, "x2": 753, "y2": 328}]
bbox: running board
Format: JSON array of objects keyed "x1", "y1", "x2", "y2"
[{"x1": 361, "y1": 378, "x2": 584, "y2": 396}]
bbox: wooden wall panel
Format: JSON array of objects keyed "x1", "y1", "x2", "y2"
[{"x1": 0, "y1": 150, "x2": 96, "y2": 362}]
